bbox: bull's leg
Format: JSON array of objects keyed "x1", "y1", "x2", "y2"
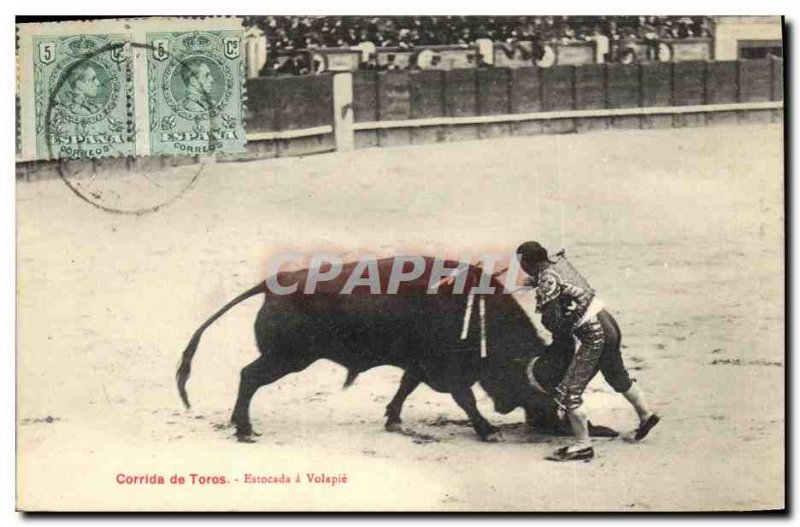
[
  {"x1": 451, "y1": 387, "x2": 503, "y2": 443},
  {"x1": 230, "y1": 356, "x2": 305, "y2": 443},
  {"x1": 384, "y1": 370, "x2": 421, "y2": 431}
]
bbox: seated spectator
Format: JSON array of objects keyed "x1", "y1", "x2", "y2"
[
  {"x1": 361, "y1": 53, "x2": 378, "y2": 70},
  {"x1": 381, "y1": 54, "x2": 402, "y2": 71}
]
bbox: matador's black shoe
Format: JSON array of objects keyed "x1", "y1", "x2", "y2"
[
  {"x1": 634, "y1": 414, "x2": 661, "y2": 441},
  {"x1": 546, "y1": 445, "x2": 594, "y2": 462}
]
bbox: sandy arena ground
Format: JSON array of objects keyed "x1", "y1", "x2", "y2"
[{"x1": 16, "y1": 123, "x2": 784, "y2": 511}]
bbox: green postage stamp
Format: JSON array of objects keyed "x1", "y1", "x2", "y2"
[
  {"x1": 17, "y1": 18, "x2": 246, "y2": 160},
  {"x1": 32, "y1": 34, "x2": 135, "y2": 159},
  {"x1": 147, "y1": 30, "x2": 246, "y2": 156}
]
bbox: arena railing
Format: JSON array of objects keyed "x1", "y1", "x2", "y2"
[{"x1": 239, "y1": 57, "x2": 781, "y2": 157}]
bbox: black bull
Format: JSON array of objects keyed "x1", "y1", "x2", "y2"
[{"x1": 176, "y1": 257, "x2": 615, "y2": 442}]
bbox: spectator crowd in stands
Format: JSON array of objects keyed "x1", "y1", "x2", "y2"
[{"x1": 244, "y1": 16, "x2": 714, "y2": 75}]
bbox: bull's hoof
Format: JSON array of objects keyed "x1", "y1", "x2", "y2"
[
  {"x1": 385, "y1": 421, "x2": 404, "y2": 433},
  {"x1": 528, "y1": 419, "x2": 619, "y2": 438},
  {"x1": 588, "y1": 421, "x2": 620, "y2": 438},
  {"x1": 481, "y1": 431, "x2": 504, "y2": 443},
  {"x1": 236, "y1": 433, "x2": 258, "y2": 444},
  {"x1": 233, "y1": 422, "x2": 261, "y2": 443}
]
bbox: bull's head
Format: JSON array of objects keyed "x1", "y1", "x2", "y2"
[{"x1": 475, "y1": 278, "x2": 556, "y2": 415}]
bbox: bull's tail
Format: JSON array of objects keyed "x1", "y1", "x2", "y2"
[{"x1": 176, "y1": 281, "x2": 269, "y2": 409}]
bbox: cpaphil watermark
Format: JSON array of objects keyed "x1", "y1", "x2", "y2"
[{"x1": 263, "y1": 253, "x2": 532, "y2": 296}]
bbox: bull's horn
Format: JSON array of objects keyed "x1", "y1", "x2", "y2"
[{"x1": 525, "y1": 356, "x2": 549, "y2": 395}]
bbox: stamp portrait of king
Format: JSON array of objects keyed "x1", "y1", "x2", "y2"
[
  {"x1": 173, "y1": 57, "x2": 224, "y2": 114},
  {"x1": 58, "y1": 61, "x2": 106, "y2": 117}
]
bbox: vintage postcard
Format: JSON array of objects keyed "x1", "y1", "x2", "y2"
[{"x1": 15, "y1": 15, "x2": 784, "y2": 512}]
